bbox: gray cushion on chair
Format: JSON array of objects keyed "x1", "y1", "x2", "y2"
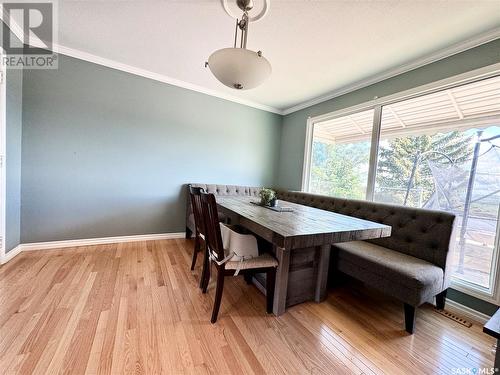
[
  {"x1": 335, "y1": 241, "x2": 444, "y2": 306},
  {"x1": 225, "y1": 253, "x2": 278, "y2": 270}
]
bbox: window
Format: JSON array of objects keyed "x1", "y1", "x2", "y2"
[
  {"x1": 375, "y1": 77, "x2": 500, "y2": 291},
  {"x1": 308, "y1": 109, "x2": 374, "y2": 199},
  {"x1": 303, "y1": 68, "x2": 500, "y2": 301}
]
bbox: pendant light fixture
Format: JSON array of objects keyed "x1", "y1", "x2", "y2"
[{"x1": 206, "y1": 0, "x2": 271, "y2": 90}]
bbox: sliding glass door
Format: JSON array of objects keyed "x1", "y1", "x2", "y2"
[{"x1": 304, "y1": 72, "x2": 500, "y2": 298}]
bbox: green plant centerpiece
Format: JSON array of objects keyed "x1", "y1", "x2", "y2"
[{"x1": 259, "y1": 188, "x2": 276, "y2": 207}]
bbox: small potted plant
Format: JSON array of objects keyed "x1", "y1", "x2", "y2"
[{"x1": 259, "y1": 188, "x2": 276, "y2": 207}]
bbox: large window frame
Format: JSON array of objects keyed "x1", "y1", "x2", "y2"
[{"x1": 302, "y1": 62, "x2": 500, "y2": 304}]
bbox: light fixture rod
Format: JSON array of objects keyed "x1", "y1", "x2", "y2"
[
  {"x1": 243, "y1": 15, "x2": 248, "y2": 48},
  {"x1": 237, "y1": 12, "x2": 249, "y2": 49},
  {"x1": 234, "y1": 18, "x2": 238, "y2": 48}
]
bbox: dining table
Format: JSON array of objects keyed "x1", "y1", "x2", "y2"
[
  {"x1": 483, "y1": 308, "x2": 500, "y2": 369},
  {"x1": 216, "y1": 196, "x2": 392, "y2": 316}
]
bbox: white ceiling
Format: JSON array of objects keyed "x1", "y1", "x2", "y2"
[{"x1": 52, "y1": 1, "x2": 500, "y2": 112}]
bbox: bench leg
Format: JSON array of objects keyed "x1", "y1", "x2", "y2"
[
  {"x1": 404, "y1": 303, "x2": 416, "y2": 334},
  {"x1": 435, "y1": 289, "x2": 447, "y2": 310}
]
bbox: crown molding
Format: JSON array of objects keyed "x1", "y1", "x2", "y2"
[
  {"x1": 3, "y1": 10, "x2": 499, "y2": 117},
  {"x1": 0, "y1": 13, "x2": 282, "y2": 115},
  {"x1": 281, "y1": 27, "x2": 500, "y2": 116},
  {"x1": 54, "y1": 44, "x2": 282, "y2": 114}
]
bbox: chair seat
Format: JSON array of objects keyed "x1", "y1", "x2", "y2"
[{"x1": 226, "y1": 253, "x2": 278, "y2": 270}]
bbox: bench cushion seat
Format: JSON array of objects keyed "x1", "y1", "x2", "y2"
[{"x1": 334, "y1": 241, "x2": 444, "y2": 306}]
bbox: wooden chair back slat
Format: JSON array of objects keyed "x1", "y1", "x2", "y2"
[
  {"x1": 200, "y1": 192, "x2": 225, "y2": 262},
  {"x1": 189, "y1": 186, "x2": 206, "y2": 237}
]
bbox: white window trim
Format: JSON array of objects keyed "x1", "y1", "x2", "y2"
[
  {"x1": 366, "y1": 106, "x2": 382, "y2": 201},
  {"x1": 301, "y1": 62, "x2": 500, "y2": 304},
  {"x1": 301, "y1": 117, "x2": 314, "y2": 193},
  {"x1": 302, "y1": 62, "x2": 500, "y2": 194},
  {"x1": 451, "y1": 209, "x2": 500, "y2": 305},
  {"x1": 304, "y1": 62, "x2": 500, "y2": 127}
]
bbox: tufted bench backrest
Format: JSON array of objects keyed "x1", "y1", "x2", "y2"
[
  {"x1": 276, "y1": 190, "x2": 456, "y2": 271},
  {"x1": 185, "y1": 184, "x2": 262, "y2": 235},
  {"x1": 189, "y1": 184, "x2": 262, "y2": 197}
]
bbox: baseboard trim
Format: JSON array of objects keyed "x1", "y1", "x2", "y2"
[
  {"x1": 20, "y1": 232, "x2": 186, "y2": 252},
  {"x1": 444, "y1": 299, "x2": 491, "y2": 325},
  {"x1": 0, "y1": 244, "x2": 23, "y2": 265},
  {"x1": 0, "y1": 233, "x2": 186, "y2": 263}
]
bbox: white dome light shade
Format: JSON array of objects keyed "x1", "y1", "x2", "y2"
[{"x1": 208, "y1": 48, "x2": 271, "y2": 90}]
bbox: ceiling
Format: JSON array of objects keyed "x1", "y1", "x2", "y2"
[{"x1": 33, "y1": 1, "x2": 500, "y2": 112}]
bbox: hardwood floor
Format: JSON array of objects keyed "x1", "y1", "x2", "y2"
[{"x1": 0, "y1": 239, "x2": 495, "y2": 374}]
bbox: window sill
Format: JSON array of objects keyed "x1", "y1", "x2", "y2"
[{"x1": 450, "y1": 277, "x2": 499, "y2": 305}]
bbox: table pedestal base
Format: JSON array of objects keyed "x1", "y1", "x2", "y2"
[{"x1": 253, "y1": 244, "x2": 331, "y2": 316}]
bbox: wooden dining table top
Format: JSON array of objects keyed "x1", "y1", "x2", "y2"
[
  {"x1": 216, "y1": 196, "x2": 392, "y2": 249},
  {"x1": 484, "y1": 308, "x2": 500, "y2": 340}
]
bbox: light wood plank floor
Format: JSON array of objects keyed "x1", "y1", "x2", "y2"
[{"x1": 0, "y1": 239, "x2": 495, "y2": 374}]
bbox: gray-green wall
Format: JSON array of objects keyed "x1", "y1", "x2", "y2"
[
  {"x1": 5, "y1": 68, "x2": 23, "y2": 252},
  {"x1": 20, "y1": 55, "x2": 282, "y2": 242},
  {"x1": 276, "y1": 38, "x2": 500, "y2": 314}
]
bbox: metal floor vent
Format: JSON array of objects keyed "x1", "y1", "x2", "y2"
[{"x1": 436, "y1": 309, "x2": 473, "y2": 328}]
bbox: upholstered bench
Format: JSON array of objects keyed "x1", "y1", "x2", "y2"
[{"x1": 275, "y1": 189, "x2": 456, "y2": 334}]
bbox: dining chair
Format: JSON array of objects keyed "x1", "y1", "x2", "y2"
[
  {"x1": 188, "y1": 186, "x2": 210, "y2": 289},
  {"x1": 199, "y1": 191, "x2": 278, "y2": 323}
]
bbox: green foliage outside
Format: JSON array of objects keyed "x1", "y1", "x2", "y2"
[
  {"x1": 376, "y1": 131, "x2": 473, "y2": 207},
  {"x1": 311, "y1": 130, "x2": 474, "y2": 206},
  {"x1": 310, "y1": 141, "x2": 370, "y2": 199}
]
